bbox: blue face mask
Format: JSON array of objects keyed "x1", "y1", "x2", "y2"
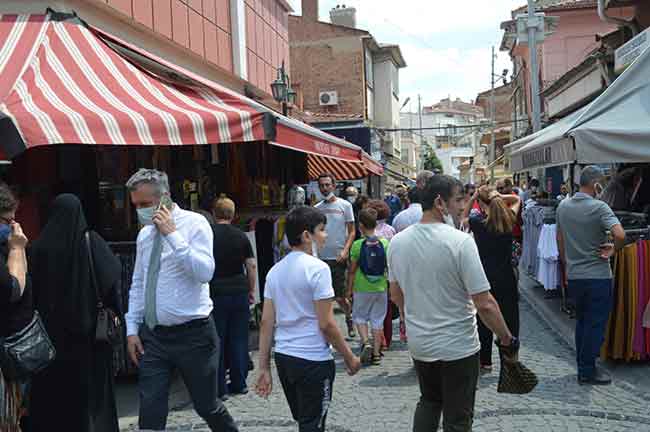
[
  {"x1": 137, "y1": 206, "x2": 156, "y2": 226},
  {"x1": 0, "y1": 224, "x2": 11, "y2": 243}
]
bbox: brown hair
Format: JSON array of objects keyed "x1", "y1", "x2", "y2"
[
  {"x1": 0, "y1": 183, "x2": 18, "y2": 214},
  {"x1": 358, "y1": 208, "x2": 378, "y2": 230},
  {"x1": 367, "y1": 199, "x2": 390, "y2": 220},
  {"x1": 479, "y1": 186, "x2": 515, "y2": 234},
  {"x1": 213, "y1": 194, "x2": 235, "y2": 220}
]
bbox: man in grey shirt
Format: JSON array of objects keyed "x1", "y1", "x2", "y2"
[{"x1": 557, "y1": 166, "x2": 625, "y2": 385}]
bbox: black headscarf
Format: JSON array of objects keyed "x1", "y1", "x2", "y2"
[{"x1": 30, "y1": 194, "x2": 120, "y2": 339}]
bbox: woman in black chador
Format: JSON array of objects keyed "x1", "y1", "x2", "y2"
[{"x1": 28, "y1": 194, "x2": 121, "y2": 432}]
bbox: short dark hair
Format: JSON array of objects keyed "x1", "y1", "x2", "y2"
[
  {"x1": 318, "y1": 173, "x2": 336, "y2": 184},
  {"x1": 504, "y1": 178, "x2": 513, "y2": 188},
  {"x1": 0, "y1": 183, "x2": 18, "y2": 214},
  {"x1": 580, "y1": 165, "x2": 604, "y2": 187},
  {"x1": 367, "y1": 199, "x2": 390, "y2": 220},
  {"x1": 285, "y1": 207, "x2": 327, "y2": 247},
  {"x1": 421, "y1": 175, "x2": 463, "y2": 211},
  {"x1": 359, "y1": 208, "x2": 378, "y2": 230},
  {"x1": 530, "y1": 178, "x2": 540, "y2": 188},
  {"x1": 408, "y1": 187, "x2": 420, "y2": 204}
]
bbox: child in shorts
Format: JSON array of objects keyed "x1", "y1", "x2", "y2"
[{"x1": 346, "y1": 208, "x2": 389, "y2": 366}]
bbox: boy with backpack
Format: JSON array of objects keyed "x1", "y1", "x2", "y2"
[{"x1": 346, "y1": 208, "x2": 390, "y2": 366}]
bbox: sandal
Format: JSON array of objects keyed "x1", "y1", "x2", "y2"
[
  {"x1": 360, "y1": 343, "x2": 372, "y2": 365},
  {"x1": 371, "y1": 353, "x2": 382, "y2": 366}
]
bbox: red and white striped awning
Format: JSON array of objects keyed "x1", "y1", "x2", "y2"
[{"x1": 0, "y1": 12, "x2": 383, "y2": 179}]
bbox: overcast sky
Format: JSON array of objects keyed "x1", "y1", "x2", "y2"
[{"x1": 287, "y1": 0, "x2": 525, "y2": 110}]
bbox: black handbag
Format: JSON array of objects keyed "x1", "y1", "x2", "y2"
[
  {"x1": 0, "y1": 310, "x2": 56, "y2": 380},
  {"x1": 85, "y1": 232, "x2": 121, "y2": 346}
]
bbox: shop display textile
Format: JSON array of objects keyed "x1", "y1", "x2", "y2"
[{"x1": 601, "y1": 240, "x2": 650, "y2": 361}]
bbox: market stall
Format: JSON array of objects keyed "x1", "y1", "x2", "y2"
[
  {"x1": 0, "y1": 12, "x2": 383, "y2": 373},
  {"x1": 509, "y1": 42, "x2": 650, "y2": 361}
]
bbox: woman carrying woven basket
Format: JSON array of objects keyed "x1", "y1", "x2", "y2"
[{"x1": 466, "y1": 185, "x2": 522, "y2": 373}]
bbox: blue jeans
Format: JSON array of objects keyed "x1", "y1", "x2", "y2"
[
  {"x1": 212, "y1": 293, "x2": 250, "y2": 396},
  {"x1": 568, "y1": 279, "x2": 613, "y2": 378}
]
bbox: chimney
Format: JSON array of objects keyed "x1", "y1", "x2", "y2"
[
  {"x1": 301, "y1": 0, "x2": 319, "y2": 21},
  {"x1": 330, "y1": 4, "x2": 357, "y2": 28}
]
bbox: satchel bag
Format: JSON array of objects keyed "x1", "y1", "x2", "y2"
[
  {"x1": 0, "y1": 311, "x2": 56, "y2": 380},
  {"x1": 85, "y1": 232, "x2": 121, "y2": 346}
]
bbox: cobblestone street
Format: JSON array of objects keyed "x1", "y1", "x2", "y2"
[{"x1": 120, "y1": 291, "x2": 650, "y2": 432}]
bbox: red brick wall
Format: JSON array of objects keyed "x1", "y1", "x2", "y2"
[
  {"x1": 245, "y1": 0, "x2": 289, "y2": 94},
  {"x1": 289, "y1": 17, "x2": 367, "y2": 116},
  {"x1": 102, "y1": 0, "x2": 233, "y2": 73}
]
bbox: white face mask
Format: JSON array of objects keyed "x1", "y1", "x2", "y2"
[
  {"x1": 347, "y1": 196, "x2": 357, "y2": 205},
  {"x1": 594, "y1": 182, "x2": 603, "y2": 199},
  {"x1": 137, "y1": 206, "x2": 156, "y2": 225},
  {"x1": 324, "y1": 192, "x2": 335, "y2": 201},
  {"x1": 443, "y1": 213, "x2": 455, "y2": 227}
]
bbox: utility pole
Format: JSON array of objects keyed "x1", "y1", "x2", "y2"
[
  {"x1": 418, "y1": 94, "x2": 424, "y2": 171},
  {"x1": 527, "y1": 0, "x2": 542, "y2": 132},
  {"x1": 490, "y1": 46, "x2": 496, "y2": 183}
]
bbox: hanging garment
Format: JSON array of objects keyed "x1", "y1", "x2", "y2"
[
  {"x1": 536, "y1": 224, "x2": 560, "y2": 291},
  {"x1": 633, "y1": 242, "x2": 647, "y2": 356}
]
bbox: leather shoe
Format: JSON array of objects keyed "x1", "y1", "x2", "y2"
[{"x1": 578, "y1": 369, "x2": 611, "y2": 385}]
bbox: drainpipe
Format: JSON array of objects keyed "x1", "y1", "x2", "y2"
[{"x1": 597, "y1": 0, "x2": 638, "y2": 37}]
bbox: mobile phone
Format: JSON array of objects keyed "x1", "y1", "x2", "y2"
[{"x1": 158, "y1": 195, "x2": 173, "y2": 211}]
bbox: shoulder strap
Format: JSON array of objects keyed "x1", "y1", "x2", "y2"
[{"x1": 85, "y1": 231, "x2": 103, "y2": 308}]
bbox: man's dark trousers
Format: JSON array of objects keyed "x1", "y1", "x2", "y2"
[
  {"x1": 569, "y1": 279, "x2": 613, "y2": 379},
  {"x1": 138, "y1": 317, "x2": 238, "y2": 431},
  {"x1": 412, "y1": 353, "x2": 479, "y2": 432}
]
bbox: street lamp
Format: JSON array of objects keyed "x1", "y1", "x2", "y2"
[
  {"x1": 489, "y1": 45, "x2": 510, "y2": 182},
  {"x1": 271, "y1": 60, "x2": 295, "y2": 116}
]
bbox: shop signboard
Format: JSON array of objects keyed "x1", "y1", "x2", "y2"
[
  {"x1": 522, "y1": 146, "x2": 552, "y2": 169},
  {"x1": 615, "y1": 28, "x2": 650, "y2": 75}
]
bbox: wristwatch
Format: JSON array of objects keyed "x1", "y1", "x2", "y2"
[{"x1": 496, "y1": 336, "x2": 519, "y2": 351}]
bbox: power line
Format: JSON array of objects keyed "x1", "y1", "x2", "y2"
[{"x1": 380, "y1": 118, "x2": 529, "y2": 132}]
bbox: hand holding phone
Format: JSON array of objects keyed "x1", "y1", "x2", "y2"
[{"x1": 153, "y1": 195, "x2": 176, "y2": 235}]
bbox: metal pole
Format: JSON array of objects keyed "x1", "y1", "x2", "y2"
[
  {"x1": 528, "y1": 0, "x2": 542, "y2": 132},
  {"x1": 418, "y1": 94, "x2": 424, "y2": 171},
  {"x1": 490, "y1": 46, "x2": 496, "y2": 183}
]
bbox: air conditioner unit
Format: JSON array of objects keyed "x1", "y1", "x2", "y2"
[{"x1": 319, "y1": 91, "x2": 338, "y2": 106}]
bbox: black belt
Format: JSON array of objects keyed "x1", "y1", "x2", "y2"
[{"x1": 153, "y1": 316, "x2": 211, "y2": 333}]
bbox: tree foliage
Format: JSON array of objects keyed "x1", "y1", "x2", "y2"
[{"x1": 423, "y1": 149, "x2": 443, "y2": 174}]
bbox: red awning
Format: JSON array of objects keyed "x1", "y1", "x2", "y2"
[{"x1": 0, "y1": 12, "x2": 381, "y2": 179}]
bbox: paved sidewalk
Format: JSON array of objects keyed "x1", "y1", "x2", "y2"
[{"x1": 120, "y1": 295, "x2": 650, "y2": 431}]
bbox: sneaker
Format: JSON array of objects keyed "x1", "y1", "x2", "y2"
[
  {"x1": 360, "y1": 343, "x2": 372, "y2": 365},
  {"x1": 578, "y1": 368, "x2": 612, "y2": 385},
  {"x1": 346, "y1": 318, "x2": 356, "y2": 338},
  {"x1": 371, "y1": 353, "x2": 381, "y2": 366},
  {"x1": 399, "y1": 320, "x2": 407, "y2": 343}
]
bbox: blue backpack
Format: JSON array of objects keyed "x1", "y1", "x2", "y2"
[{"x1": 358, "y1": 237, "x2": 387, "y2": 282}]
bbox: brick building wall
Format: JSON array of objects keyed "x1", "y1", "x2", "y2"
[
  {"x1": 476, "y1": 84, "x2": 513, "y2": 125},
  {"x1": 289, "y1": 11, "x2": 368, "y2": 117}
]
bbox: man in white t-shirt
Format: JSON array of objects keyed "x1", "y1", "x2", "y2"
[
  {"x1": 315, "y1": 173, "x2": 357, "y2": 337},
  {"x1": 388, "y1": 174, "x2": 518, "y2": 432},
  {"x1": 255, "y1": 207, "x2": 361, "y2": 432}
]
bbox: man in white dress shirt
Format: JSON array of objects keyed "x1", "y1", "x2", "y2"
[{"x1": 124, "y1": 169, "x2": 238, "y2": 431}]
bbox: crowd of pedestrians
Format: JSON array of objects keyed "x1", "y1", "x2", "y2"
[{"x1": 0, "y1": 166, "x2": 625, "y2": 432}]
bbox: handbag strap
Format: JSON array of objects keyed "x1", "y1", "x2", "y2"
[{"x1": 84, "y1": 231, "x2": 103, "y2": 309}]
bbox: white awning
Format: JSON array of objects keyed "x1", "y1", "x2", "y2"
[
  {"x1": 568, "y1": 44, "x2": 650, "y2": 164},
  {"x1": 510, "y1": 107, "x2": 587, "y2": 171}
]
